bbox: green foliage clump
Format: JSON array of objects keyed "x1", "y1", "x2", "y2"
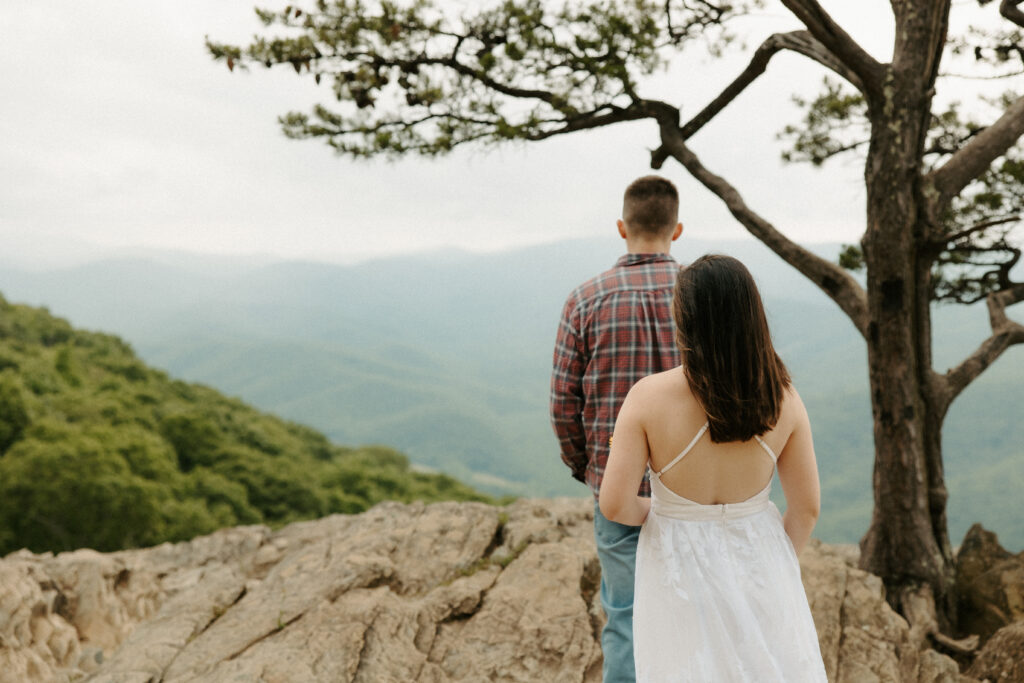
[
  {"x1": 0, "y1": 297, "x2": 494, "y2": 555},
  {"x1": 0, "y1": 373, "x2": 30, "y2": 453},
  {"x1": 206, "y1": 0, "x2": 750, "y2": 157}
]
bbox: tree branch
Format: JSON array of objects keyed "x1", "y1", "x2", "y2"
[
  {"x1": 395, "y1": 56, "x2": 562, "y2": 103},
  {"x1": 656, "y1": 125, "x2": 869, "y2": 336},
  {"x1": 1001, "y1": 0, "x2": 1024, "y2": 28},
  {"x1": 650, "y1": 30, "x2": 867, "y2": 164},
  {"x1": 939, "y1": 215, "x2": 1021, "y2": 245},
  {"x1": 928, "y1": 94, "x2": 1024, "y2": 201},
  {"x1": 677, "y1": 30, "x2": 865, "y2": 143},
  {"x1": 944, "y1": 282, "x2": 1024, "y2": 405},
  {"x1": 522, "y1": 106, "x2": 652, "y2": 140},
  {"x1": 780, "y1": 0, "x2": 884, "y2": 97}
]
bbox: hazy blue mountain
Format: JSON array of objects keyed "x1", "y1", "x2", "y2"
[{"x1": 1, "y1": 237, "x2": 1020, "y2": 548}]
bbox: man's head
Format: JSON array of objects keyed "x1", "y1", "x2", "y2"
[
  {"x1": 621, "y1": 175, "x2": 680, "y2": 236},
  {"x1": 617, "y1": 176, "x2": 682, "y2": 249}
]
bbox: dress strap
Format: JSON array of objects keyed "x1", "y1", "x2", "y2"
[
  {"x1": 754, "y1": 435, "x2": 779, "y2": 462},
  {"x1": 655, "y1": 422, "x2": 709, "y2": 478}
]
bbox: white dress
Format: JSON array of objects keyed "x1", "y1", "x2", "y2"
[{"x1": 633, "y1": 423, "x2": 827, "y2": 682}]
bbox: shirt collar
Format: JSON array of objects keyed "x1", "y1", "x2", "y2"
[{"x1": 614, "y1": 253, "x2": 677, "y2": 267}]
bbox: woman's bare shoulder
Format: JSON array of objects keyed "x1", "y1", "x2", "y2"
[
  {"x1": 631, "y1": 367, "x2": 686, "y2": 395},
  {"x1": 783, "y1": 384, "x2": 807, "y2": 414},
  {"x1": 779, "y1": 383, "x2": 810, "y2": 431},
  {"x1": 625, "y1": 369, "x2": 691, "y2": 416}
]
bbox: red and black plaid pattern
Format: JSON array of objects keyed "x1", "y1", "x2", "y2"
[{"x1": 550, "y1": 253, "x2": 682, "y2": 498}]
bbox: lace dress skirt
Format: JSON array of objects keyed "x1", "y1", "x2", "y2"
[{"x1": 633, "y1": 478, "x2": 828, "y2": 682}]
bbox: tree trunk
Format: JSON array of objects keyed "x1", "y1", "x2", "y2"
[
  {"x1": 858, "y1": 208, "x2": 955, "y2": 619},
  {"x1": 858, "y1": 1, "x2": 955, "y2": 624},
  {"x1": 858, "y1": 179, "x2": 953, "y2": 619}
]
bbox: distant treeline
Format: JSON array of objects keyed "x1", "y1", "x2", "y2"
[{"x1": 0, "y1": 294, "x2": 495, "y2": 556}]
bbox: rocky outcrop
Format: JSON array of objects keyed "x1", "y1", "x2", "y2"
[
  {"x1": 955, "y1": 523, "x2": 1024, "y2": 644},
  {"x1": 0, "y1": 525, "x2": 269, "y2": 681},
  {"x1": 0, "y1": 499, "x2": 1000, "y2": 682},
  {"x1": 798, "y1": 542, "x2": 972, "y2": 683},
  {"x1": 0, "y1": 500, "x2": 602, "y2": 683},
  {"x1": 968, "y1": 620, "x2": 1024, "y2": 682}
]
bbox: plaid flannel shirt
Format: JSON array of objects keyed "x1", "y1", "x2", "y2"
[{"x1": 550, "y1": 253, "x2": 681, "y2": 498}]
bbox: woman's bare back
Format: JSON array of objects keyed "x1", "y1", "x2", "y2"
[{"x1": 632, "y1": 368, "x2": 799, "y2": 506}]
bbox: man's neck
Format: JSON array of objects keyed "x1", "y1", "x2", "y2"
[{"x1": 625, "y1": 239, "x2": 672, "y2": 255}]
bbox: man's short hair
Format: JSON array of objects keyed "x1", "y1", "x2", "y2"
[{"x1": 622, "y1": 176, "x2": 679, "y2": 236}]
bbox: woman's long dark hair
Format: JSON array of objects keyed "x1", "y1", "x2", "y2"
[{"x1": 673, "y1": 254, "x2": 791, "y2": 443}]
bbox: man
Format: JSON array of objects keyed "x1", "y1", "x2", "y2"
[{"x1": 550, "y1": 175, "x2": 683, "y2": 683}]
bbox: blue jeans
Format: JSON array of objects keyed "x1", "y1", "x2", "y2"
[{"x1": 593, "y1": 501, "x2": 641, "y2": 683}]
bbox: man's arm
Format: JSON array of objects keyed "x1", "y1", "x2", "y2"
[{"x1": 550, "y1": 299, "x2": 588, "y2": 482}]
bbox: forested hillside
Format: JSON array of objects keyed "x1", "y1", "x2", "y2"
[{"x1": 0, "y1": 294, "x2": 492, "y2": 556}]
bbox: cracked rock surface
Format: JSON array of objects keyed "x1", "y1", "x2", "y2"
[{"x1": 0, "y1": 499, "x2": 988, "y2": 682}]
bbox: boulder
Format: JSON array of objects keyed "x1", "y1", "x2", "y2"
[
  {"x1": 967, "y1": 620, "x2": 1024, "y2": 682},
  {"x1": 799, "y1": 541, "x2": 972, "y2": 683},
  {"x1": 955, "y1": 524, "x2": 1024, "y2": 644}
]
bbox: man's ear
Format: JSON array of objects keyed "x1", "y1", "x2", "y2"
[
  {"x1": 617, "y1": 220, "x2": 628, "y2": 239},
  {"x1": 671, "y1": 222, "x2": 683, "y2": 241}
]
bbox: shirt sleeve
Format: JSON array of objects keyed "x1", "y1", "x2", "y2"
[{"x1": 550, "y1": 298, "x2": 588, "y2": 482}]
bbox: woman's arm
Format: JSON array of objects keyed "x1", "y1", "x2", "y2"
[
  {"x1": 598, "y1": 384, "x2": 652, "y2": 526},
  {"x1": 776, "y1": 389, "x2": 821, "y2": 555}
]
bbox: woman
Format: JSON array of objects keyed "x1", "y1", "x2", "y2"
[{"x1": 599, "y1": 254, "x2": 827, "y2": 682}]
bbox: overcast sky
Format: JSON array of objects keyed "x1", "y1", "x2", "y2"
[{"x1": 0, "y1": 1, "x2": 1002, "y2": 267}]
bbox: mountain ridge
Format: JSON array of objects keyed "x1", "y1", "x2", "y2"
[{"x1": 0, "y1": 237, "x2": 1020, "y2": 547}]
